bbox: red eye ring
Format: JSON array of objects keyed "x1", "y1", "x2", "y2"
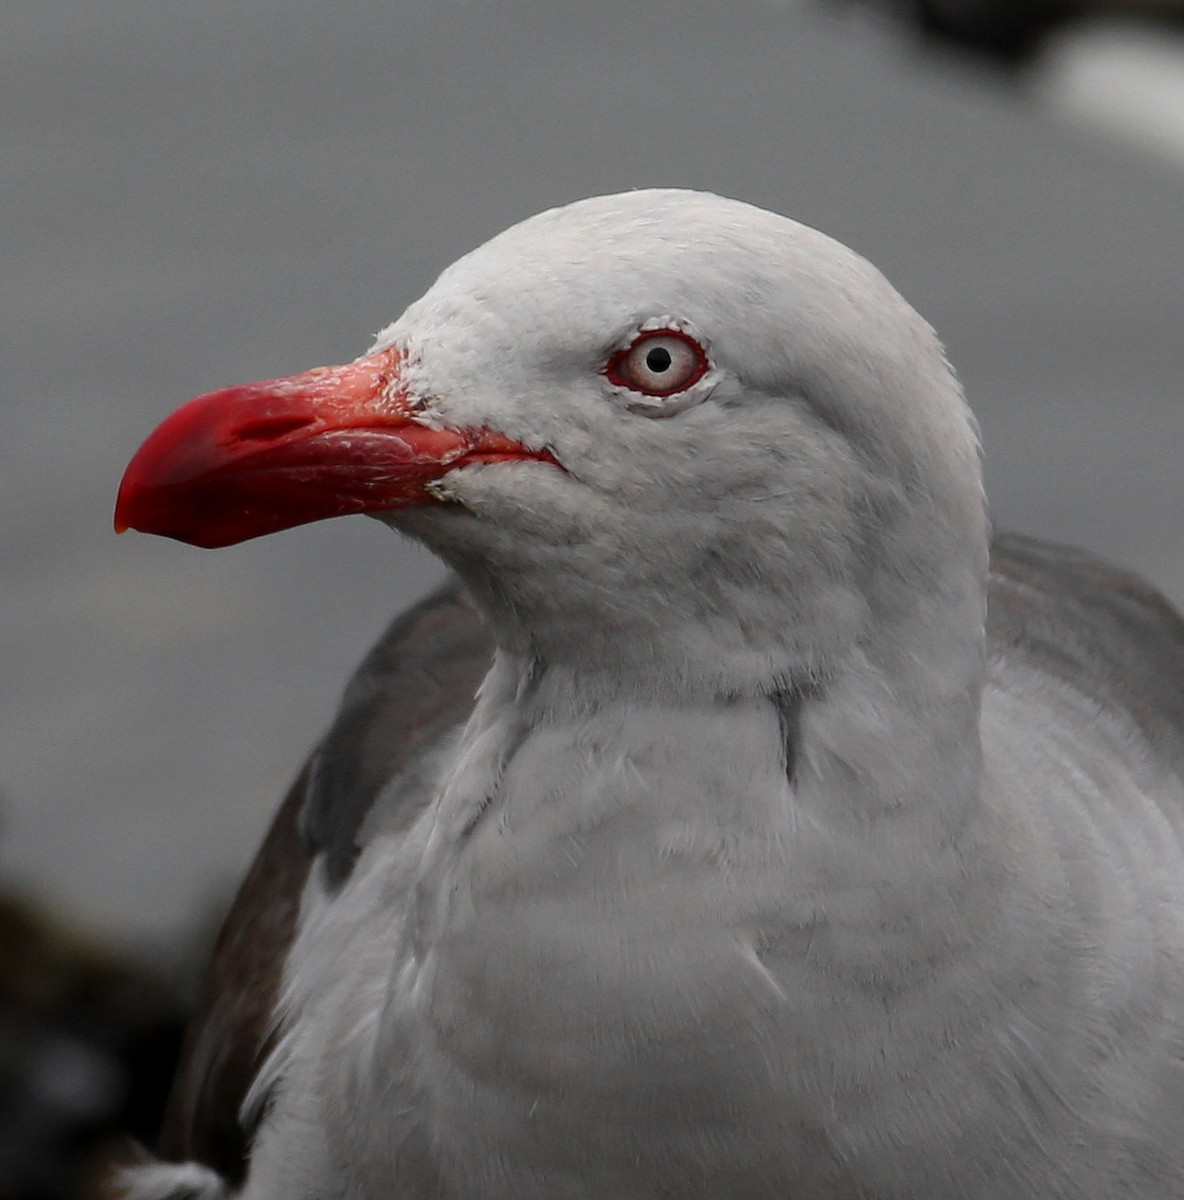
[{"x1": 604, "y1": 328, "x2": 710, "y2": 397}]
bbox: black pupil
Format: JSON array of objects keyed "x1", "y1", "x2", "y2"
[{"x1": 645, "y1": 345, "x2": 673, "y2": 374}]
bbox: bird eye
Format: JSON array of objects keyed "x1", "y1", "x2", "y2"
[{"x1": 605, "y1": 329, "x2": 709, "y2": 397}]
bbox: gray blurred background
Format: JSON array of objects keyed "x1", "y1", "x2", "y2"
[{"x1": 5, "y1": 0, "x2": 1184, "y2": 1000}]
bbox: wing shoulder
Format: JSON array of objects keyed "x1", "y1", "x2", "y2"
[{"x1": 154, "y1": 579, "x2": 489, "y2": 1182}]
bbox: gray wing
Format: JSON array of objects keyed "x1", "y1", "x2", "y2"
[
  {"x1": 987, "y1": 531, "x2": 1184, "y2": 774},
  {"x1": 156, "y1": 578, "x2": 491, "y2": 1183}
]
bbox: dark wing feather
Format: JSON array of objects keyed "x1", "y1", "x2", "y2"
[
  {"x1": 156, "y1": 578, "x2": 490, "y2": 1181},
  {"x1": 155, "y1": 762, "x2": 311, "y2": 1181}
]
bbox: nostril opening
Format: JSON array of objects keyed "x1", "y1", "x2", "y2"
[{"x1": 235, "y1": 416, "x2": 316, "y2": 443}]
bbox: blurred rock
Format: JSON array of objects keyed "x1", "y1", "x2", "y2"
[
  {"x1": 0, "y1": 890, "x2": 195, "y2": 1200},
  {"x1": 836, "y1": 0, "x2": 1184, "y2": 62}
]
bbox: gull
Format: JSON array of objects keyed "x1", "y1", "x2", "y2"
[{"x1": 116, "y1": 190, "x2": 1184, "y2": 1198}]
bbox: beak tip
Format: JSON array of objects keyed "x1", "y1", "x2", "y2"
[{"x1": 113, "y1": 472, "x2": 140, "y2": 536}]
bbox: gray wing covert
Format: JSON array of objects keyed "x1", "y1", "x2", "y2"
[
  {"x1": 301, "y1": 579, "x2": 493, "y2": 889},
  {"x1": 988, "y1": 532, "x2": 1184, "y2": 774}
]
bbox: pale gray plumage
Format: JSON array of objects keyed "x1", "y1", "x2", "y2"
[{"x1": 129, "y1": 191, "x2": 1184, "y2": 1198}]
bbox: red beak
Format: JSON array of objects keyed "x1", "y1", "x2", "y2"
[{"x1": 114, "y1": 348, "x2": 554, "y2": 549}]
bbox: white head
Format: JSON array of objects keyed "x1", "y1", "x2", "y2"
[
  {"x1": 118, "y1": 190, "x2": 988, "y2": 701},
  {"x1": 380, "y1": 191, "x2": 986, "y2": 697}
]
